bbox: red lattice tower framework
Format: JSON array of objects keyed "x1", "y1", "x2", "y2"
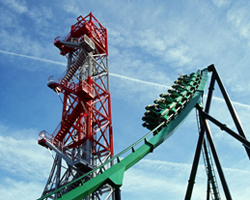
[{"x1": 38, "y1": 12, "x2": 114, "y2": 199}]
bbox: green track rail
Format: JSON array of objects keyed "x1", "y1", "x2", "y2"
[{"x1": 39, "y1": 68, "x2": 209, "y2": 200}]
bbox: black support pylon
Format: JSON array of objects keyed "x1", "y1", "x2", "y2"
[{"x1": 184, "y1": 65, "x2": 250, "y2": 199}]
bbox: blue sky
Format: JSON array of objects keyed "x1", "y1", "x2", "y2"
[{"x1": 1, "y1": 0, "x2": 250, "y2": 199}]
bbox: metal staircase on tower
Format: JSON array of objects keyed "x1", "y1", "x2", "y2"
[{"x1": 38, "y1": 13, "x2": 113, "y2": 200}]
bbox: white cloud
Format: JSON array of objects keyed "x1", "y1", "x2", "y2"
[
  {"x1": 0, "y1": 49, "x2": 66, "y2": 67},
  {"x1": 2, "y1": 49, "x2": 250, "y2": 112},
  {"x1": 212, "y1": 96, "x2": 250, "y2": 111},
  {"x1": 0, "y1": 133, "x2": 52, "y2": 180},
  {"x1": 123, "y1": 158, "x2": 250, "y2": 199},
  {"x1": 0, "y1": 1, "x2": 66, "y2": 72},
  {"x1": 1, "y1": 0, "x2": 28, "y2": 14},
  {"x1": 212, "y1": 0, "x2": 231, "y2": 8},
  {"x1": 0, "y1": 178, "x2": 44, "y2": 200},
  {"x1": 137, "y1": 29, "x2": 168, "y2": 52},
  {"x1": 227, "y1": 3, "x2": 250, "y2": 40},
  {"x1": 0, "y1": 135, "x2": 51, "y2": 179},
  {"x1": 110, "y1": 73, "x2": 170, "y2": 89},
  {"x1": 167, "y1": 45, "x2": 192, "y2": 67},
  {"x1": 0, "y1": 125, "x2": 52, "y2": 199},
  {"x1": 123, "y1": 163, "x2": 189, "y2": 199}
]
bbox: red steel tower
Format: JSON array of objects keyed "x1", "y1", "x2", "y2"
[{"x1": 38, "y1": 12, "x2": 114, "y2": 199}]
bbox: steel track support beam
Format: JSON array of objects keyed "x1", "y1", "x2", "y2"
[
  {"x1": 206, "y1": 179, "x2": 210, "y2": 200},
  {"x1": 200, "y1": 112, "x2": 232, "y2": 200},
  {"x1": 207, "y1": 64, "x2": 250, "y2": 159},
  {"x1": 203, "y1": 69, "x2": 222, "y2": 200},
  {"x1": 204, "y1": 66, "x2": 216, "y2": 113},
  {"x1": 203, "y1": 138, "x2": 221, "y2": 200},
  {"x1": 184, "y1": 110, "x2": 206, "y2": 200},
  {"x1": 184, "y1": 68, "x2": 218, "y2": 200},
  {"x1": 55, "y1": 156, "x2": 62, "y2": 199},
  {"x1": 41, "y1": 154, "x2": 59, "y2": 197},
  {"x1": 114, "y1": 188, "x2": 121, "y2": 200},
  {"x1": 201, "y1": 111, "x2": 250, "y2": 149}
]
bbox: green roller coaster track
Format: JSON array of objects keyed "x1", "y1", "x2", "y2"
[{"x1": 38, "y1": 68, "x2": 209, "y2": 200}]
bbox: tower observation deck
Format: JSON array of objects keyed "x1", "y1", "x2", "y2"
[{"x1": 38, "y1": 12, "x2": 114, "y2": 199}]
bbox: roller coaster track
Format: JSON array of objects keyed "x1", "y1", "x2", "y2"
[
  {"x1": 38, "y1": 66, "x2": 210, "y2": 200},
  {"x1": 40, "y1": 64, "x2": 250, "y2": 199}
]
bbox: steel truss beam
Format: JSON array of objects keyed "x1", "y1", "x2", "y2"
[
  {"x1": 39, "y1": 14, "x2": 114, "y2": 199},
  {"x1": 185, "y1": 64, "x2": 250, "y2": 199}
]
